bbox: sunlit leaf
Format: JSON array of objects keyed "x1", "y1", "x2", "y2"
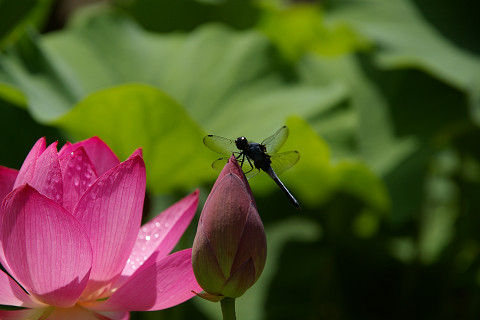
[
  {"x1": 0, "y1": 7, "x2": 346, "y2": 133},
  {"x1": 0, "y1": 7, "x2": 348, "y2": 193},
  {"x1": 259, "y1": 4, "x2": 369, "y2": 61},
  {"x1": 53, "y1": 84, "x2": 211, "y2": 193}
]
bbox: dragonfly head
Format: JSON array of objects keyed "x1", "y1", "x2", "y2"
[{"x1": 235, "y1": 136, "x2": 249, "y2": 151}]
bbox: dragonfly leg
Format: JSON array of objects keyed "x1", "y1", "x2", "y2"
[
  {"x1": 244, "y1": 156, "x2": 255, "y2": 174},
  {"x1": 236, "y1": 153, "x2": 246, "y2": 168},
  {"x1": 233, "y1": 152, "x2": 245, "y2": 167}
]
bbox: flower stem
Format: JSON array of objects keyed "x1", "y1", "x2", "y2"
[{"x1": 220, "y1": 297, "x2": 236, "y2": 320}]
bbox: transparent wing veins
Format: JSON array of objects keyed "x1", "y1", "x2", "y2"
[
  {"x1": 262, "y1": 126, "x2": 289, "y2": 154},
  {"x1": 203, "y1": 135, "x2": 238, "y2": 156},
  {"x1": 269, "y1": 151, "x2": 300, "y2": 176}
]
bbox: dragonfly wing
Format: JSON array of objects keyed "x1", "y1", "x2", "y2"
[
  {"x1": 203, "y1": 135, "x2": 237, "y2": 156},
  {"x1": 269, "y1": 151, "x2": 300, "y2": 176},
  {"x1": 211, "y1": 157, "x2": 228, "y2": 172},
  {"x1": 262, "y1": 126, "x2": 289, "y2": 154},
  {"x1": 245, "y1": 167, "x2": 260, "y2": 179}
]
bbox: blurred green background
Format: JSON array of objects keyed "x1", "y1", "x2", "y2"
[{"x1": 1, "y1": 0, "x2": 480, "y2": 319}]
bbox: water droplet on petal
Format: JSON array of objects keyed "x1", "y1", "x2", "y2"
[{"x1": 90, "y1": 188, "x2": 99, "y2": 199}]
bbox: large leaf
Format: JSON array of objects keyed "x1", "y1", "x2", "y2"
[
  {"x1": 0, "y1": 8, "x2": 346, "y2": 134},
  {"x1": 258, "y1": 3, "x2": 409, "y2": 173},
  {"x1": 0, "y1": 7, "x2": 348, "y2": 193},
  {"x1": 53, "y1": 84, "x2": 211, "y2": 193}
]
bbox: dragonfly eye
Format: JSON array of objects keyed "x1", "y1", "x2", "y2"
[{"x1": 235, "y1": 137, "x2": 249, "y2": 150}]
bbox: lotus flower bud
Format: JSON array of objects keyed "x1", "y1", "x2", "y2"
[{"x1": 192, "y1": 155, "x2": 267, "y2": 300}]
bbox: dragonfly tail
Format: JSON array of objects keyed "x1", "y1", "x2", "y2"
[{"x1": 265, "y1": 167, "x2": 301, "y2": 210}]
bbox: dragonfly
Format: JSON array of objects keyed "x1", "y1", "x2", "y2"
[{"x1": 203, "y1": 126, "x2": 301, "y2": 209}]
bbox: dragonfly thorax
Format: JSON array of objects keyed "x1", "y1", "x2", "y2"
[
  {"x1": 235, "y1": 136, "x2": 249, "y2": 151},
  {"x1": 246, "y1": 142, "x2": 271, "y2": 170}
]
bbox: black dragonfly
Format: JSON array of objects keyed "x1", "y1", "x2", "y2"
[{"x1": 203, "y1": 126, "x2": 301, "y2": 209}]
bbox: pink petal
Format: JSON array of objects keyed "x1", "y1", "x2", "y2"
[
  {"x1": 0, "y1": 233, "x2": 11, "y2": 276},
  {"x1": 230, "y1": 202, "x2": 266, "y2": 279},
  {"x1": 71, "y1": 137, "x2": 120, "y2": 176},
  {"x1": 58, "y1": 141, "x2": 72, "y2": 154},
  {"x1": 59, "y1": 146, "x2": 98, "y2": 213},
  {"x1": 128, "y1": 148, "x2": 143, "y2": 159},
  {"x1": 1, "y1": 185, "x2": 93, "y2": 307},
  {"x1": 0, "y1": 143, "x2": 63, "y2": 278},
  {"x1": 0, "y1": 167, "x2": 19, "y2": 276},
  {"x1": 28, "y1": 142, "x2": 63, "y2": 205},
  {"x1": 13, "y1": 137, "x2": 46, "y2": 189},
  {"x1": 74, "y1": 154, "x2": 146, "y2": 297},
  {"x1": 0, "y1": 269, "x2": 43, "y2": 308},
  {"x1": 0, "y1": 165, "x2": 18, "y2": 202},
  {"x1": 93, "y1": 249, "x2": 201, "y2": 311},
  {"x1": 122, "y1": 190, "x2": 199, "y2": 277},
  {"x1": 200, "y1": 173, "x2": 251, "y2": 277}
]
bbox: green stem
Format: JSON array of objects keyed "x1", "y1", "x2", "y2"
[{"x1": 220, "y1": 297, "x2": 236, "y2": 320}]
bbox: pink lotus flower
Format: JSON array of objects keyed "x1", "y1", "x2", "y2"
[
  {"x1": 192, "y1": 155, "x2": 267, "y2": 300},
  {"x1": 0, "y1": 137, "x2": 201, "y2": 319}
]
